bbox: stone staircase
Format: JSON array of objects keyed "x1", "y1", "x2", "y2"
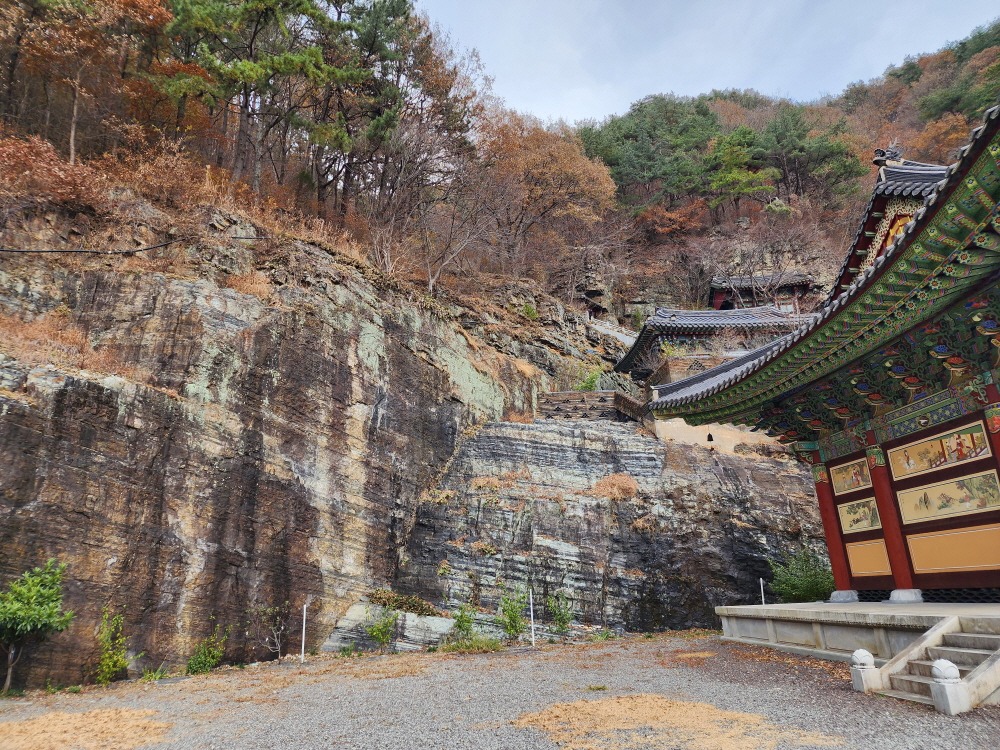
[
  {"x1": 882, "y1": 626, "x2": 1000, "y2": 706},
  {"x1": 852, "y1": 616, "x2": 1000, "y2": 713}
]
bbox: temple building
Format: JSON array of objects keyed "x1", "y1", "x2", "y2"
[
  {"x1": 710, "y1": 272, "x2": 816, "y2": 311},
  {"x1": 645, "y1": 110, "x2": 1000, "y2": 605},
  {"x1": 614, "y1": 305, "x2": 812, "y2": 381}
]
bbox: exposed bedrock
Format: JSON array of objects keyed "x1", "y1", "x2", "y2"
[
  {"x1": 395, "y1": 421, "x2": 824, "y2": 631},
  {"x1": 0, "y1": 249, "x2": 556, "y2": 688}
]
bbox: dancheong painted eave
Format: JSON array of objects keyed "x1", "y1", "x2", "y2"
[{"x1": 651, "y1": 104, "x2": 1000, "y2": 427}]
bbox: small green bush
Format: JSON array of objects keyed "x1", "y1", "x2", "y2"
[
  {"x1": 364, "y1": 606, "x2": 398, "y2": 652},
  {"x1": 452, "y1": 603, "x2": 476, "y2": 640},
  {"x1": 522, "y1": 303, "x2": 538, "y2": 320},
  {"x1": 96, "y1": 608, "x2": 141, "y2": 686},
  {"x1": 338, "y1": 643, "x2": 361, "y2": 658},
  {"x1": 768, "y1": 549, "x2": 836, "y2": 603},
  {"x1": 495, "y1": 586, "x2": 528, "y2": 642},
  {"x1": 546, "y1": 593, "x2": 573, "y2": 635},
  {"x1": 186, "y1": 621, "x2": 231, "y2": 675},
  {"x1": 577, "y1": 369, "x2": 602, "y2": 392},
  {"x1": 141, "y1": 664, "x2": 169, "y2": 682}
]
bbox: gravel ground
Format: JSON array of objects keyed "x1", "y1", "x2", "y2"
[{"x1": 2, "y1": 634, "x2": 999, "y2": 750}]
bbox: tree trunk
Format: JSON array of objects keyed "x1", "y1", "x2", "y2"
[
  {"x1": 69, "y1": 74, "x2": 81, "y2": 166},
  {"x1": 216, "y1": 104, "x2": 229, "y2": 169},
  {"x1": 251, "y1": 112, "x2": 265, "y2": 194},
  {"x1": 3, "y1": 644, "x2": 17, "y2": 695},
  {"x1": 232, "y1": 88, "x2": 251, "y2": 182},
  {"x1": 175, "y1": 94, "x2": 188, "y2": 139}
]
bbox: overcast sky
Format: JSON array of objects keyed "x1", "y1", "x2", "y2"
[{"x1": 415, "y1": 0, "x2": 1000, "y2": 124}]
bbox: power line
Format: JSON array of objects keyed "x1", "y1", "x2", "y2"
[{"x1": 0, "y1": 235, "x2": 274, "y2": 255}]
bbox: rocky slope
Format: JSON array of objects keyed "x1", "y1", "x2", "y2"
[
  {"x1": 396, "y1": 421, "x2": 822, "y2": 630},
  {"x1": 0, "y1": 204, "x2": 621, "y2": 688}
]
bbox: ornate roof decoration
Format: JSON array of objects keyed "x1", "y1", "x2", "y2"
[{"x1": 650, "y1": 106, "x2": 1000, "y2": 434}]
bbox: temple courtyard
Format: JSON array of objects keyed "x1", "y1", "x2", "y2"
[{"x1": 1, "y1": 632, "x2": 997, "y2": 750}]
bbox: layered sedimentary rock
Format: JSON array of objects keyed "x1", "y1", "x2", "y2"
[
  {"x1": 0, "y1": 210, "x2": 619, "y2": 687},
  {"x1": 396, "y1": 421, "x2": 823, "y2": 630}
]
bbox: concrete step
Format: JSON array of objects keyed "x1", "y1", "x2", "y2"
[
  {"x1": 941, "y1": 632, "x2": 1000, "y2": 651},
  {"x1": 908, "y1": 660, "x2": 976, "y2": 678},
  {"x1": 878, "y1": 689, "x2": 935, "y2": 707},
  {"x1": 889, "y1": 673, "x2": 935, "y2": 697},
  {"x1": 927, "y1": 645, "x2": 994, "y2": 666}
]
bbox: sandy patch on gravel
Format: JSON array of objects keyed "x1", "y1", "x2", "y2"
[
  {"x1": 516, "y1": 694, "x2": 843, "y2": 750},
  {"x1": 0, "y1": 708, "x2": 171, "y2": 750}
]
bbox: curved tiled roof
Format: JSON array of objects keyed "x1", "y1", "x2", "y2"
[
  {"x1": 650, "y1": 105, "x2": 1000, "y2": 416},
  {"x1": 874, "y1": 160, "x2": 950, "y2": 197},
  {"x1": 709, "y1": 272, "x2": 814, "y2": 290},
  {"x1": 613, "y1": 305, "x2": 810, "y2": 373}
]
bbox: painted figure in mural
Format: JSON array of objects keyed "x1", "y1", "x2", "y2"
[
  {"x1": 955, "y1": 434, "x2": 968, "y2": 461},
  {"x1": 903, "y1": 450, "x2": 915, "y2": 471}
]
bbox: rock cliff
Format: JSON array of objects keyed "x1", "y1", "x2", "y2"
[
  {"x1": 396, "y1": 421, "x2": 823, "y2": 630},
  {"x1": 0, "y1": 206, "x2": 619, "y2": 688}
]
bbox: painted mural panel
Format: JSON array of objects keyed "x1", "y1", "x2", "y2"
[
  {"x1": 887, "y1": 421, "x2": 990, "y2": 481},
  {"x1": 838, "y1": 497, "x2": 881, "y2": 534},
  {"x1": 831, "y1": 458, "x2": 872, "y2": 495},
  {"x1": 896, "y1": 470, "x2": 1000, "y2": 524}
]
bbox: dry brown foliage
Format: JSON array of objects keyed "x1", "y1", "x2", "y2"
[
  {"x1": 470, "y1": 476, "x2": 514, "y2": 492},
  {"x1": 590, "y1": 473, "x2": 639, "y2": 500},
  {"x1": 732, "y1": 644, "x2": 851, "y2": 680},
  {"x1": 0, "y1": 708, "x2": 170, "y2": 750},
  {"x1": 0, "y1": 132, "x2": 106, "y2": 212},
  {"x1": 223, "y1": 270, "x2": 272, "y2": 300},
  {"x1": 0, "y1": 308, "x2": 144, "y2": 380},
  {"x1": 630, "y1": 514, "x2": 657, "y2": 533}
]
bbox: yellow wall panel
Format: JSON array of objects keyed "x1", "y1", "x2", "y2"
[
  {"x1": 907, "y1": 524, "x2": 1000, "y2": 573},
  {"x1": 846, "y1": 539, "x2": 892, "y2": 577}
]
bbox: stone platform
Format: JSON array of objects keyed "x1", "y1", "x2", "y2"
[{"x1": 717, "y1": 602, "x2": 1000, "y2": 665}]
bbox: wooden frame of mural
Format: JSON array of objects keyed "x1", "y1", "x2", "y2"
[
  {"x1": 896, "y1": 469, "x2": 1000, "y2": 524},
  {"x1": 887, "y1": 420, "x2": 991, "y2": 481},
  {"x1": 838, "y1": 497, "x2": 881, "y2": 534},
  {"x1": 830, "y1": 457, "x2": 872, "y2": 496}
]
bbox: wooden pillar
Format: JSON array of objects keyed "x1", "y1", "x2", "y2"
[
  {"x1": 865, "y1": 435, "x2": 914, "y2": 590},
  {"x1": 983, "y1": 384, "x2": 1000, "y2": 457},
  {"x1": 810, "y1": 453, "x2": 852, "y2": 591}
]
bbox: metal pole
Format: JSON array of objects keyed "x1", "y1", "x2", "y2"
[
  {"x1": 529, "y1": 589, "x2": 536, "y2": 648},
  {"x1": 760, "y1": 578, "x2": 765, "y2": 606},
  {"x1": 300, "y1": 603, "x2": 307, "y2": 663}
]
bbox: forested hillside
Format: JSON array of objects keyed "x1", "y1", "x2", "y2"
[{"x1": 1, "y1": 1, "x2": 999, "y2": 314}]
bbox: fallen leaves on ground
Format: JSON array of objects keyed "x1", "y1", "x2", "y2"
[
  {"x1": 732, "y1": 646, "x2": 851, "y2": 680},
  {"x1": 0, "y1": 708, "x2": 170, "y2": 750},
  {"x1": 515, "y1": 694, "x2": 843, "y2": 750}
]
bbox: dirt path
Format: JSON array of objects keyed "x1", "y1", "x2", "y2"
[{"x1": 1, "y1": 635, "x2": 998, "y2": 750}]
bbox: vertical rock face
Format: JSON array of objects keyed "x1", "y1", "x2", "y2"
[
  {"x1": 396, "y1": 421, "x2": 823, "y2": 630},
  {"x1": 0, "y1": 252, "x2": 552, "y2": 688}
]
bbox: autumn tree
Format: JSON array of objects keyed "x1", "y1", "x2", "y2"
[{"x1": 479, "y1": 110, "x2": 617, "y2": 274}]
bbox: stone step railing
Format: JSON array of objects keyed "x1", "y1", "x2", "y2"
[{"x1": 537, "y1": 391, "x2": 625, "y2": 421}]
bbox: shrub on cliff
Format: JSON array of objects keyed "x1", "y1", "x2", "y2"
[
  {"x1": 186, "y1": 620, "x2": 232, "y2": 676},
  {"x1": 768, "y1": 549, "x2": 835, "y2": 603},
  {"x1": 495, "y1": 586, "x2": 529, "y2": 642},
  {"x1": 0, "y1": 559, "x2": 75, "y2": 695},
  {"x1": 96, "y1": 607, "x2": 143, "y2": 686}
]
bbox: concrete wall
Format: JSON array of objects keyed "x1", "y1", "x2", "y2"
[{"x1": 654, "y1": 418, "x2": 784, "y2": 456}]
